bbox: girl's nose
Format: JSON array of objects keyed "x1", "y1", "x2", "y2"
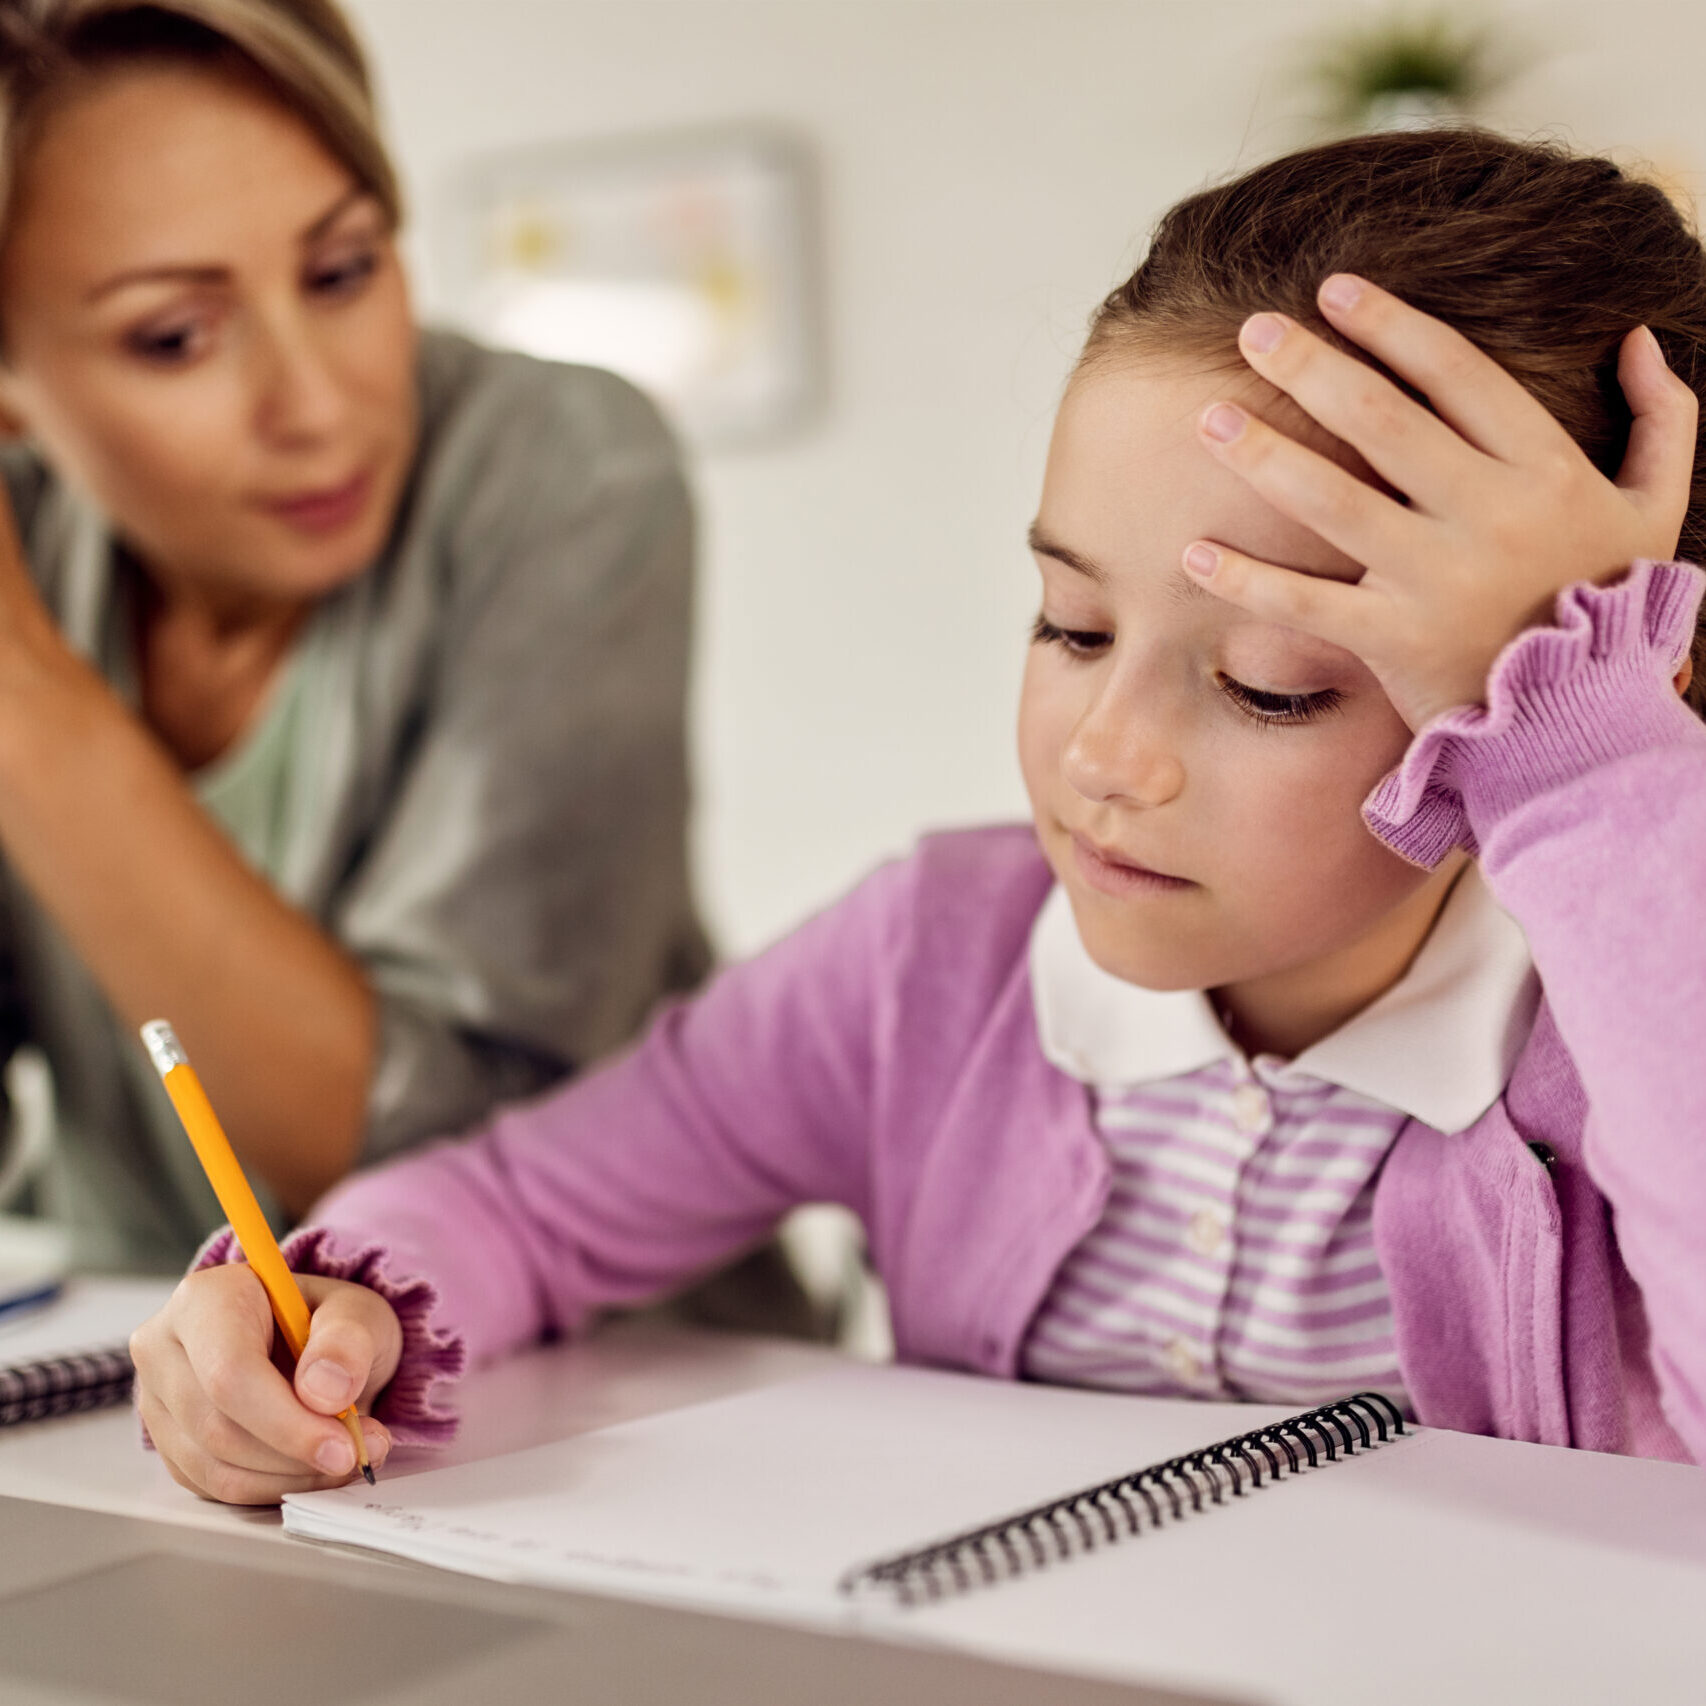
[{"x1": 1061, "y1": 686, "x2": 1185, "y2": 809}]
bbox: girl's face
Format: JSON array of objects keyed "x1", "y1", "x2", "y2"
[
  {"x1": 0, "y1": 62, "x2": 416, "y2": 613},
  {"x1": 1020, "y1": 356, "x2": 1449, "y2": 1003}
]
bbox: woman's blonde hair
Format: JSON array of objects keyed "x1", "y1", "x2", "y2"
[{"x1": 0, "y1": 0, "x2": 400, "y2": 232}]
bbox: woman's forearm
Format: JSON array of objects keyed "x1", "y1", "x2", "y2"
[{"x1": 0, "y1": 643, "x2": 375, "y2": 1216}]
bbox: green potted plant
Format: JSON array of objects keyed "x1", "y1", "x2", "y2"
[{"x1": 1309, "y1": 9, "x2": 1517, "y2": 133}]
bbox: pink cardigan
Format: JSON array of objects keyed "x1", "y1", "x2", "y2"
[{"x1": 233, "y1": 561, "x2": 1706, "y2": 1464}]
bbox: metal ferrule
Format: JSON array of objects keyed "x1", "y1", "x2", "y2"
[{"x1": 139, "y1": 1021, "x2": 188, "y2": 1078}]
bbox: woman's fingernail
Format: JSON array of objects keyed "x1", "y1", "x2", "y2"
[
  {"x1": 1320, "y1": 274, "x2": 1363, "y2": 313},
  {"x1": 1645, "y1": 326, "x2": 1668, "y2": 367},
  {"x1": 315, "y1": 1436, "x2": 355, "y2": 1475},
  {"x1": 1184, "y1": 544, "x2": 1219, "y2": 577},
  {"x1": 1243, "y1": 314, "x2": 1286, "y2": 354},
  {"x1": 1202, "y1": 404, "x2": 1245, "y2": 444},
  {"x1": 301, "y1": 1362, "x2": 354, "y2": 1408}
]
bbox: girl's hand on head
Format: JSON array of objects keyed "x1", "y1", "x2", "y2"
[
  {"x1": 1183, "y1": 275, "x2": 1699, "y2": 730},
  {"x1": 131, "y1": 1263, "x2": 399, "y2": 1506}
]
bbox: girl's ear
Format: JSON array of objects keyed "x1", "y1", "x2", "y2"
[{"x1": 1677, "y1": 656, "x2": 1695, "y2": 698}]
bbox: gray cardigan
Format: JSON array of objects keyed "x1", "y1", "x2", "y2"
[{"x1": 0, "y1": 330, "x2": 709, "y2": 1270}]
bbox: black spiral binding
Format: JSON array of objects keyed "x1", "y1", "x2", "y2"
[
  {"x1": 0, "y1": 1346, "x2": 134, "y2": 1427},
  {"x1": 839, "y1": 1391, "x2": 1407, "y2": 1608}
]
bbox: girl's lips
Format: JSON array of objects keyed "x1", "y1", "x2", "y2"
[
  {"x1": 1070, "y1": 833, "x2": 1196, "y2": 897},
  {"x1": 256, "y1": 469, "x2": 373, "y2": 535}
]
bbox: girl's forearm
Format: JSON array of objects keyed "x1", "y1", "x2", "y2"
[
  {"x1": 1482, "y1": 745, "x2": 1706, "y2": 1460},
  {"x1": 1367, "y1": 563, "x2": 1706, "y2": 1457},
  {"x1": 0, "y1": 647, "x2": 375, "y2": 1216}
]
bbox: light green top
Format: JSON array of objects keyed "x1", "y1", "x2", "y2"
[
  {"x1": 193, "y1": 641, "x2": 314, "y2": 877},
  {"x1": 110, "y1": 622, "x2": 323, "y2": 1247},
  {"x1": 0, "y1": 331, "x2": 709, "y2": 1271}
]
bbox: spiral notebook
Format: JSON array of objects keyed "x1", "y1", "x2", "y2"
[
  {"x1": 843, "y1": 1389, "x2": 1403, "y2": 1605},
  {"x1": 283, "y1": 1366, "x2": 1372, "y2": 1605},
  {"x1": 280, "y1": 1361, "x2": 1706, "y2": 1705},
  {"x1": 0, "y1": 1277, "x2": 177, "y2": 1427}
]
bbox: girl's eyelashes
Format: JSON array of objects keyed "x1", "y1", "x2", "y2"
[
  {"x1": 1031, "y1": 616, "x2": 1344, "y2": 726},
  {"x1": 1218, "y1": 673, "x2": 1345, "y2": 726},
  {"x1": 1031, "y1": 615, "x2": 1111, "y2": 657}
]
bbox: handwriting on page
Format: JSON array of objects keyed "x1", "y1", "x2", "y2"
[{"x1": 357, "y1": 1502, "x2": 788, "y2": 1591}]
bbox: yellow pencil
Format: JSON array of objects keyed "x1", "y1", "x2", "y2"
[{"x1": 140, "y1": 1020, "x2": 374, "y2": 1485}]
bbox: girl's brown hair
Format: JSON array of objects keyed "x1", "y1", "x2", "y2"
[
  {"x1": 1089, "y1": 129, "x2": 1706, "y2": 716},
  {"x1": 0, "y1": 0, "x2": 399, "y2": 236}
]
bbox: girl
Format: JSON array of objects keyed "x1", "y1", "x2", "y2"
[
  {"x1": 134, "y1": 128, "x2": 1706, "y2": 1501},
  {"x1": 0, "y1": 0, "x2": 706, "y2": 1270}
]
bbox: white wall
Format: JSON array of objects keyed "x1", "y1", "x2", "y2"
[{"x1": 344, "y1": 0, "x2": 1706, "y2": 957}]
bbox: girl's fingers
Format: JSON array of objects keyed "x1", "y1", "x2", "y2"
[
  {"x1": 136, "y1": 1336, "x2": 392, "y2": 1503},
  {"x1": 141, "y1": 1393, "x2": 354, "y2": 1505},
  {"x1": 1182, "y1": 540, "x2": 1369, "y2": 654},
  {"x1": 171, "y1": 1270, "x2": 358, "y2": 1473},
  {"x1": 1237, "y1": 312, "x2": 1478, "y2": 510},
  {"x1": 133, "y1": 1268, "x2": 399, "y2": 1505},
  {"x1": 1613, "y1": 326, "x2": 1698, "y2": 550},
  {"x1": 1313, "y1": 275, "x2": 1578, "y2": 466},
  {"x1": 294, "y1": 1276, "x2": 402, "y2": 1414},
  {"x1": 164, "y1": 1364, "x2": 331, "y2": 1477},
  {"x1": 1197, "y1": 400, "x2": 1414, "y2": 571}
]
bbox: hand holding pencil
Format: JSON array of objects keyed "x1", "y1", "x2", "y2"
[{"x1": 129, "y1": 1022, "x2": 402, "y2": 1505}]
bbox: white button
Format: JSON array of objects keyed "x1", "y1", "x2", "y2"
[
  {"x1": 1162, "y1": 1337, "x2": 1203, "y2": 1384},
  {"x1": 1186, "y1": 1208, "x2": 1228, "y2": 1257},
  {"x1": 1231, "y1": 1083, "x2": 1272, "y2": 1134}
]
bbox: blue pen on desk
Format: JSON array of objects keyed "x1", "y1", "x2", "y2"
[{"x1": 0, "y1": 1278, "x2": 64, "y2": 1326}]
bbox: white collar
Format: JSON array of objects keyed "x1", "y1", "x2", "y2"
[{"x1": 1028, "y1": 866, "x2": 1538, "y2": 1133}]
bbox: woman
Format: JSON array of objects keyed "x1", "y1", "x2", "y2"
[{"x1": 0, "y1": 0, "x2": 707, "y2": 1270}]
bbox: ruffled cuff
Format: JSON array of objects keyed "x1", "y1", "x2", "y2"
[
  {"x1": 1364, "y1": 560, "x2": 1705, "y2": 867},
  {"x1": 190, "y1": 1223, "x2": 466, "y2": 1445}
]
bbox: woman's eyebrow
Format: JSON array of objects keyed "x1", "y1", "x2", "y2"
[
  {"x1": 298, "y1": 185, "x2": 372, "y2": 244},
  {"x1": 85, "y1": 262, "x2": 223, "y2": 304},
  {"x1": 83, "y1": 187, "x2": 373, "y2": 304}
]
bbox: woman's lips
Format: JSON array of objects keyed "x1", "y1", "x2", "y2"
[
  {"x1": 1070, "y1": 833, "x2": 1196, "y2": 897},
  {"x1": 255, "y1": 469, "x2": 374, "y2": 535}
]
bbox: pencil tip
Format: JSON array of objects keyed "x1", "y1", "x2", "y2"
[{"x1": 362, "y1": 1464, "x2": 376, "y2": 1485}]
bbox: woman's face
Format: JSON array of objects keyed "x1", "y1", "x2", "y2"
[
  {"x1": 0, "y1": 62, "x2": 417, "y2": 612},
  {"x1": 1019, "y1": 355, "x2": 1446, "y2": 1000}
]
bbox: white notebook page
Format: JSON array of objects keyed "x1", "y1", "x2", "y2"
[{"x1": 284, "y1": 1362, "x2": 1706, "y2": 1706}]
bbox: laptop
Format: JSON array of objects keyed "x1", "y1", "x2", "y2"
[{"x1": 0, "y1": 1493, "x2": 1239, "y2": 1706}]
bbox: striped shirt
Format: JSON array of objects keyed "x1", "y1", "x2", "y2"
[{"x1": 1020, "y1": 872, "x2": 1539, "y2": 1411}]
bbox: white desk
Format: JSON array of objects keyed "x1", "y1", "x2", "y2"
[
  {"x1": 1, "y1": 1290, "x2": 1186, "y2": 1706},
  {"x1": 0, "y1": 1281, "x2": 847, "y2": 1539},
  {"x1": 6, "y1": 1282, "x2": 1706, "y2": 1706}
]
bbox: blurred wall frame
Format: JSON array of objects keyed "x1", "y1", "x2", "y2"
[{"x1": 440, "y1": 124, "x2": 823, "y2": 450}]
